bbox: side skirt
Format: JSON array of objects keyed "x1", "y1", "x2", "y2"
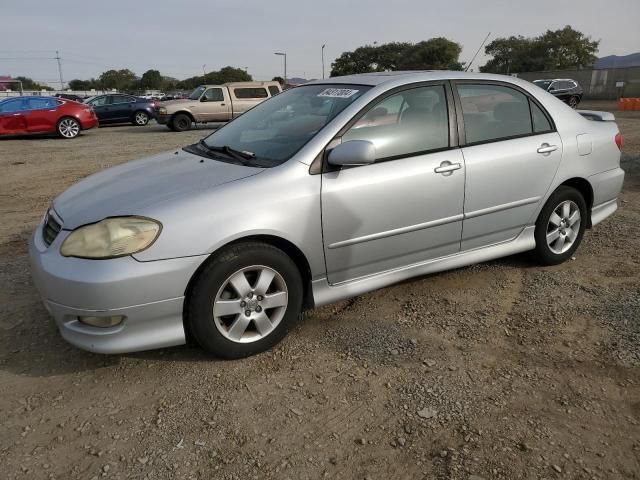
[{"x1": 311, "y1": 226, "x2": 536, "y2": 307}]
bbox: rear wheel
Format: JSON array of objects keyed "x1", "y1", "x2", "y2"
[
  {"x1": 531, "y1": 186, "x2": 587, "y2": 265},
  {"x1": 187, "y1": 242, "x2": 303, "y2": 359},
  {"x1": 568, "y1": 96, "x2": 579, "y2": 109},
  {"x1": 57, "y1": 117, "x2": 80, "y2": 139},
  {"x1": 133, "y1": 110, "x2": 149, "y2": 126},
  {"x1": 171, "y1": 113, "x2": 192, "y2": 132}
]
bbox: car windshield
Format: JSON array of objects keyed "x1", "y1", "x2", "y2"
[
  {"x1": 534, "y1": 80, "x2": 553, "y2": 90},
  {"x1": 188, "y1": 86, "x2": 206, "y2": 100},
  {"x1": 201, "y1": 84, "x2": 371, "y2": 167}
]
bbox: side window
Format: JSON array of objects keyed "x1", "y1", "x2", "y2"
[
  {"x1": 89, "y1": 96, "x2": 108, "y2": 107},
  {"x1": 0, "y1": 99, "x2": 26, "y2": 113},
  {"x1": 203, "y1": 88, "x2": 224, "y2": 101},
  {"x1": 111, "y1": 95, "x2": 131, "y2": 104},
  {"x1": 342, "y1": 85, "x2": 449, "y2": 160},
  {"x1": 27, "y1": 97, "x2": 57, "y2": 110},
  {"x1": 268, "y1": 85, "x2": 281, "y2": 96},
  {"x1": 234, "y1": 88, "x2": 268, "y2": 99},
  {"x1": 530, "y1": 100, "x2": 552, "y2": 133},
  {"x1": 457, "y1": 84, "x2": 533, "y2": 144}
]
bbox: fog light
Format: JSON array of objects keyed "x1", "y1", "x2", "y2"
[{"x1": 78, "y1": 315, "x2": 125, "y2": 328}]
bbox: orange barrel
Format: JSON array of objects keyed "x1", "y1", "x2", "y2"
[{"x1": 633, "y1": 98, "x2": 640, "y2": 111}]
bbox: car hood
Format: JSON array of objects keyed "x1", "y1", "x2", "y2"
[{"x1": 53, "y1": 149, "x2": 263, "y2": 229}]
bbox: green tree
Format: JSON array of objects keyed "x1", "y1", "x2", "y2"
[
  {"x1": 140, "y1": 69, "x2": 162, "y2": 90},
  {"x1": 98, "y1": 69, "x2": 137, "y2": 91},
  {"x1": 330, "y1": 39, "x2": 463, "y2": 76},
  {"x1": 12, "y1": 76, "x2": 52, "y2": 91},
  {"x1": 272, "y1": 76, "x2": 284, "y2": 85},
  {"x1": 177, "y1": 66, "x2": 253, "y2": 90},
  {"x1": 68, "y1": 78, "x2": 97, "y2": 90},
  {"x1": 480, "y1": 26, "x2": 599, "y2": 73}
]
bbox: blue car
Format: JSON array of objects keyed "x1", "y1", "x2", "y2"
[{"x1": 85, "y1": 93, "x2": 157, "y2": 126}]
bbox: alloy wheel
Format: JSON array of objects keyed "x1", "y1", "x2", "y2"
[
  {"x1": 212, "y1": 265, "x2": 288, "y2": 343},
  {"x1": 546, "y1": 200, "x2": 581, "y2": 254},
  {"x1": 58, "y1": 118, "x2": 80, "y2": 138},
  {"x1": 135, "y1": 112, "x2": 149, "y2": 125}
]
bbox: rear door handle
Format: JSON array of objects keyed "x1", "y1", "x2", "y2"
[
  {"x1": 434, "y1": 161, "x2": 462, "y2": 175},
  {"x1": 537, "y1": 143, "x2": 558, "y2": 154}
]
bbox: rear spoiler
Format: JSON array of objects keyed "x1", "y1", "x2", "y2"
[{"x1": 576, "y1": 110, "x2": 616, "y2": 122}]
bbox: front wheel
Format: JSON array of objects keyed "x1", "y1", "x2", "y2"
[
  {"x1": 187, "y1": 242, "x2": 303, "y2": 358},
  {"x1": 568, "y1": 96, "x2": 579, "y2": 109},
  {"x1": 171, "y1": 113, "x2": 192, "y2": 132},
  {"x1": 57, "y1": 117, "x2": 81, "y2": 139},
  {"x1": 133, "y1": 110, "x2": 149, "y2": 126},
  {"x1": 531, "y1": 186, "x2": 587, "y2": 265}
]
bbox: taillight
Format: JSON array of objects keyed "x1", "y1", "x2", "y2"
[{"x1": 615, "y1": 132, "x2": 623, "y2": 151}]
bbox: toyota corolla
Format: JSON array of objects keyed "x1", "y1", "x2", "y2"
[{"x1": 29, "y1": 71, "x2": 624, "y2": 358}]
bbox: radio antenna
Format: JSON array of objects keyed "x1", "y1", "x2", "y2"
[{"x1": 465, "y1": 32, "x2": 491, "y2": 72}]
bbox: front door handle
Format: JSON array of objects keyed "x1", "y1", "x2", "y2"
[
  {"x1": 434, "y1": 161, "x2": 462, "y2": 176},
  {"x1": 537, "y1": 143, "x2": 558, "y2": 155}
]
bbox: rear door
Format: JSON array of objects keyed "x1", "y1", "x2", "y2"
[
  {"x1": 321, "y1": 83, "x2": 465, "y2": 284},
  {"x1": 108, "y1": 95, "x2": 134, "y2": 122},
  {"x1": 25, "y1": 97, "x2": 59, "y2": 132},
  {"x1": 453, "y1": 81, "x2": 562, "y2": 250},
  {"x1": 0, "y1": 98, "x2": 28, "y2": 134}
]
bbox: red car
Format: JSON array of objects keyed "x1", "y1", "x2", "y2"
[{"x1": 0, "y1": 96, "x2": 98, "y2": 139}]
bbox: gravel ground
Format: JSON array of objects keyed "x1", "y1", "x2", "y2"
[{"x1": 0, "y1": 106, "x2": 639, "y2": 480}]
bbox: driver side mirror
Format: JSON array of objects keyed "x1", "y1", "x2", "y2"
[
  {"x1": 200, "y1": 96, "x2": 208, "y2": 102},
  {"x1": 328, "y1": 140, "x2": 376, "y2": 167}
]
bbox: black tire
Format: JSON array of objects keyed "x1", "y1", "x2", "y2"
[
  {"x1": 568, "y1": 96, "x2": 579, "y2": 109},
  {"x1": 56, "y1": 117, "x2": 81, "y2": 139},
  {"x1": 132, "y1": 110, "x2": 149, "y2": 126},
  {"x1": 187, "y1": 242, "x2": 303, "y2": 359},
  {"x1": 171, "y1": 113, "x2": 192, "y2": 132},
  {"x1": 531, "y1": 186, "x2": 587, "y2": 265}
]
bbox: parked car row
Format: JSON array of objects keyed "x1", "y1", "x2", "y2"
[{"x1": 1, "y1": 82, "x2": 282, "y2": 138}]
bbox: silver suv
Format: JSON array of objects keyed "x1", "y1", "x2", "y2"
[{"x1": 30, "y1": 71, "x2": 624, "y2": 358}]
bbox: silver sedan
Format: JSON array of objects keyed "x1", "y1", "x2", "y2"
[{"x1": 29, "y1": 71, "x2": 625, "y2": 358}]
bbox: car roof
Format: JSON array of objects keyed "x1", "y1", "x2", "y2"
[{"x1": 306, "y1": 70, "x2": 527, "y2": 87}]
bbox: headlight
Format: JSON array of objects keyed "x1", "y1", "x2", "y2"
[
  {"x1": 158, "y1": 107, "x2": 167, "y2": 114},
  {"x1": 60, "y1": 217, "x2": 161, "y2": 259}
]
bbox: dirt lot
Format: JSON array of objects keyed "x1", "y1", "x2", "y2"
[{"x1": 1, "y1": 105, "x2": 639, "y2": 480}]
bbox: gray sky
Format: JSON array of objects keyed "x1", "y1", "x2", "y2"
[{"x1": 2, "y1": 0, "x2": 639, "y2": 86}]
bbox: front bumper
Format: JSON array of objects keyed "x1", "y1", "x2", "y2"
[
  {"x1": 29, "y1": 218, "x2": 207, "y2": 354},
  {"x1": 156, "y1": 113, "x2": 171, "y2": 125}
]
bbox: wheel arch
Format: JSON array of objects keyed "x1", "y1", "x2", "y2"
[
  {"x1": 171, "y1": 110, "x2": 196, "y2": 123},
  {"x1": 558, "y1": 177, "x2": 594, "y2": 227},
  {"x1": 182, "y1": 234, "x2": 315, "y2": 342}
]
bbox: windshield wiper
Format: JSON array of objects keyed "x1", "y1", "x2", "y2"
[{"x1": 204, "y1": 143, "x2": 256, "y2": 161}]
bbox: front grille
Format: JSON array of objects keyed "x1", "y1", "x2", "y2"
[{"x1": 42, "y1": 210, "x2": 62, "y2": 247}]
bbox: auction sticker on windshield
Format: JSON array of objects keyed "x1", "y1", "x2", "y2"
[{"x1": 317, "y1": 88, "x2": 359, "y2": 98}]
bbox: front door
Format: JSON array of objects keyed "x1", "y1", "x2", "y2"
[
  {"x1": 25, "y1": 97, "x2": 58, "y2": 133},
  {"x1": 193, "y1": 88, "x2": 229, "y2": 121},
  {"x1": 454, "y1": 82, "x2": 563, "y2": 250},
  {"x1": 321, "y1": 84, "x2": 465, "y2": 284}
]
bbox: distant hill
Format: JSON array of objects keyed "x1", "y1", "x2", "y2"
[
  {"x1": 594, "y1": 53, "x2": 640, "y2": 69},
  {"x1": 286, "y1": 77, "x2": 314, "y2": 85}
]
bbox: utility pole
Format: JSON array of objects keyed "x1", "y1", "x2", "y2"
[
  {"x1": 321, "y1": 44, "x2": 326, "y2": 79},
  {"x1": 55, "y1": 50, "x2": 64, "y2": 90},
  {"x1": 274, "y1": 52, "x2": 287, "y2": 86}
]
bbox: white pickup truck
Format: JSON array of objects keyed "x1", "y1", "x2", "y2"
[{"x1": 156, "y1": 81, "x2": 282, "y2": 131}]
